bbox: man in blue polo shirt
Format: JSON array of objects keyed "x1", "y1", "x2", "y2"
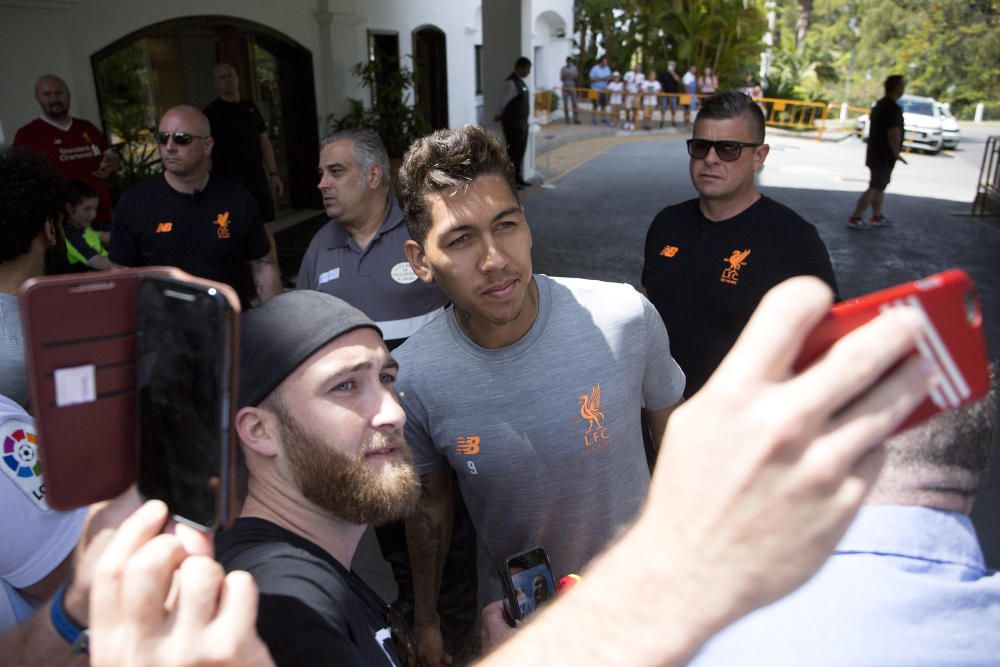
[
  {"x1": 296, "y1": 129, "x2": 447, "y2": 349},
  {"x1": 689, "y1": 379, "x2": 1000, "y2": 667},
  {"x1": 588, "y1": 56, "x2": 612, "y2": 123}
]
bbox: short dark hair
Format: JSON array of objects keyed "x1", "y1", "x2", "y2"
[
  {"x1": 65, "y1": 179, "x2": 98, "y2": 206},
  {"x1": 694, "y1": 92, "x2": 766, "y2": 144},
  {"x1": 515, "y1": 57, "x2": 531, "y2": 70},
  {"x1": 397, "y1": 124, "x2": 517, "y2": 245},
  {"x1": 885, "y1": 75, "x2": 905, "y2": 95},
  {"x1": 883, "y1": 365, "x2": 997, "y2": 497},
  {"x1": 0, "y1": 147, "x2": 65, "y2": 264}
]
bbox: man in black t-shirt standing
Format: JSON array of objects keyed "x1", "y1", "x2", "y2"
[
  {"x1": 658, "y1": 60, "x2": 681, "y2": 127},
  {"x1": 493, "y1": 57, "x2": 532, "y2": 188},
  {"x1": 642, "y1": 92, "x2": 837, "y2": 397},
  {"x1": 204, "y1": 63, "x2": 283, "y2": 271},
  {"x1": 848, "y1": 75, "x2": 905, "y2": 230},
  {"x1": 109, "y1": 105, "x2": 281, "y2": 308},
  {"x1": 204, "y1": 64, "x2": 284, "y2": 223},
  {"x1": 216, "y1": 290, "x2": 421, "y2": 666}
]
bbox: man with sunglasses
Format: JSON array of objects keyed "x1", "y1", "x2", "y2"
[
  {"x1": 109, "y1": 105, "x2": 281, "y2": 309},
  {"x1": 642, "y1": 92, "x2": 837, "y2": 398},
  {"x1": 216, "y1": 290, "x2": 422, "y2": 666}
]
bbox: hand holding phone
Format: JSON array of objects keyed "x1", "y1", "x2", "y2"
[{"x1": 499, "y1": 547, "x2": 557, "y2": 623}]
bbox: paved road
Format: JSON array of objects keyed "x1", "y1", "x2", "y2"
[{"x1": 524, "y1": 125, "x2": 1000, "y2": 566}]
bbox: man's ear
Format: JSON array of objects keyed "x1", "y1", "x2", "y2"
[
  {"x1": 404, "y1": 239, "x2": 434, "y2": 284},
  {"x1": 235, "y1": 406, "x2": 280, "y2": 458},
  {"x1": 43, "y1": 219, "x2": 57, "y2": 245},
  {"x1": 753, "y1": 144, "x2": 770, "y2": 173},
  {"x1": 367, "y1": 164, "x2": 383, "y2": 191},
  {"x1": 203, "y1": 136, "x2": 215, "y2": 158}
]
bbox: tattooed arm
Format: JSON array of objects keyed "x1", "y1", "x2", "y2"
[
  {"x1": 405, "y1": 466, "x2": 454, "y2": 667},
  {"x1": 250, "y1": 255, "x2": 282, "y2": 302}
]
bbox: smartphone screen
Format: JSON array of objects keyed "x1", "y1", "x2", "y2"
[
  {"x1": 135, "y1": 277, "x2": 234, "y2": 530},
  {"x1": 501, "y1": 547, "x2": 557, "y2": 620}
]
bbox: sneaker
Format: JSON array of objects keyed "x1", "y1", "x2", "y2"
[
  {"x1": 846, "y1": 216, "x2": 869, "y2": 230},
  {"x1": 869, "y1": 215, "x2": 894, "y2": 227}
]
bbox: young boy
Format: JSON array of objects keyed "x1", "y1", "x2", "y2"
[
  {"x1": 64, "y1": 180, "x2": 111, "y2": 271},
  {"x1": 607, "y1": 72, "x2": 624, "y2": 127},
  {"x1": 641, "y1": 70, "x2": 661, "y2": 130}
]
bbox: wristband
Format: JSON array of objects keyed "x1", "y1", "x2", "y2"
[{"x1": 50, "y1": 581, "x2": 89, "y2": 654}]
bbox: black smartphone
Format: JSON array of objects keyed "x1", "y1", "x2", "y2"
[
  {"x1": 134, "y1": 272, "x2": 240, "y2": 531},
  {"x1": 499, "y1": 547, "x2": 557, "y2": 622}
]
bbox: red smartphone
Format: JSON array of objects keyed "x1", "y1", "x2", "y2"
[{"x1": 795, "y1": 269, "x2": 990, "y2": 434}]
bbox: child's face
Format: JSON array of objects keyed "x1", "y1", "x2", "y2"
[{"x1": 67, "y1": 197, "x2": 99, "y2": 226}]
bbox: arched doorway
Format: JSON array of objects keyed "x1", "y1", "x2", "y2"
[
  {"x1": 91, "y1": 15, "x2": 319, "y2": 211},
  {"x1": 412, "y1": 26, "x2": 448, "y2": 130}
]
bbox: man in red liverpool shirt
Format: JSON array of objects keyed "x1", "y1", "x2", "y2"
[{"x1": 13, "y1": 75, "x2": 119, "y2": 230}]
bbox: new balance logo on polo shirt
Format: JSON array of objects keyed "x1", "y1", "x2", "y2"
[{"x1": 156, "y1": 222, "x2": 173, "y2": 233}]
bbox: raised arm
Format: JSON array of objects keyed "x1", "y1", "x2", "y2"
[{"x1": 478, "y1": 276, "x2": 931, "y2": 666}]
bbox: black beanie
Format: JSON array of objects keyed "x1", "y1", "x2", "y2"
[{"x1": 238, "y1": 290, "x2": 381, "y2": 408}]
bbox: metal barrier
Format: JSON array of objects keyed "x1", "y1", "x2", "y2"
[
  {"x1": 758, "y1": 97, "x2": 831, "y2": 140},
  {"x1": 554, "y1": 86, "x2": 706, "y2": 127},
  {"x1": 972, "y1": 135, "x2": 1000, "y2": 216},
  {"x1": 549, "y1": 87, "x2": 838, "y2": 140}
]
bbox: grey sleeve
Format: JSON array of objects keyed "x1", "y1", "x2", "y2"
[
  {"x1": 0, "y1": 337, "x2": 28, "y2": 410},
  {"x1": 638, "y1": 292, "x2": 686, "y2": 409},
  {"x1": 397, "y1": 376, "x2": 446, "y2": 475},
  {"x1": 296, "y1": 238, "x2": 318, "y2": 290}
]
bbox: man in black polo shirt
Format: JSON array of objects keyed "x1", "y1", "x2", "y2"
[
  {"x1": 110, "y1": 105, "x2": 282, "y2": 308},
  {"x1": 493, "y1": 57, "x2": 532, "y2": 188},
  {"x1": 848, "y1": 75, "x2": 905, "y2": 230},
  {"x1": 642, "y1": 92, "x2": 837, "y2": 398}
]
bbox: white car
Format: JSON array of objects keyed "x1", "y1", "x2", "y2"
[
  {"x1": 936, "y1": 102, "x2": 961, "y2": 149},
  {"x1": 856, "y1": 94, "x2": 945, "y2": 154}
]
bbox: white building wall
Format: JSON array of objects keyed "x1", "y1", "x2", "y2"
[{"x1": 0, "y1": 0, "x2": 573, "y2": 144}]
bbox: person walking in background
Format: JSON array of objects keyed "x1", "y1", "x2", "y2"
[
  {"x1": 559, "y1": 57, "x2": 581, "y2": 125},
  {"x1": 494, "y1": 57, "x2": 532, "y2": 189},
  {"x1": 848, "y1": 75, "x2": 905, "y2": 230}
]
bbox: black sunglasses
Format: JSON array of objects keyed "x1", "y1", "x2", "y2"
[
  {"x1": 156, "y1": 131, "x2": 208, "y2": 146},
  {"x1": 686, "y1": 139, "x2": 762, "y2": 161}
]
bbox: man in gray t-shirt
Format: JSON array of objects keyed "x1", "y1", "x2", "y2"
[{"x1": 394, "y1": 125, "x2": 685, "y2": 664}]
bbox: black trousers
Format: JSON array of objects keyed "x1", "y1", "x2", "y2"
[{"x1": 502, "y1": 120, "x2": 529, "y2": 182}]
